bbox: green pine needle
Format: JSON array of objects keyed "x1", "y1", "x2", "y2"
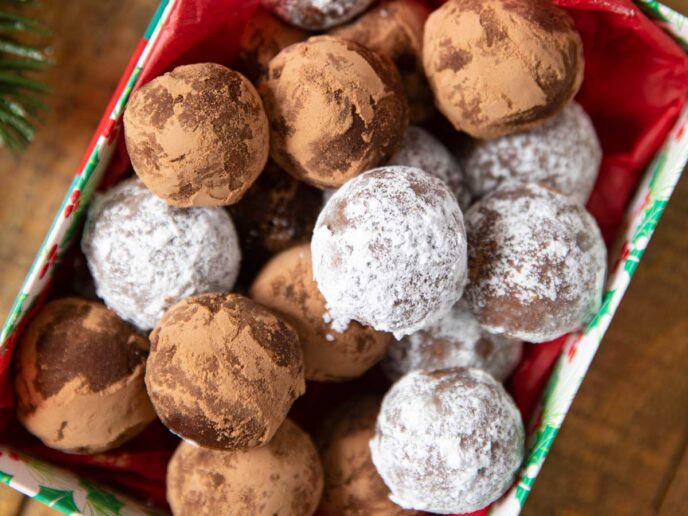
[
  {"x1": 0, "y1": 57, "x2": 51, "y2": 70},
  {"x1": 0, "y1": 123, "x2": 22, "y2": 151},
  {"x1": 0, "y1": 14, "x2": 48, "y2": 34},
  {"x1": 0, "y1": 70, "x2": 50, "y2": 91},
  {"x1": 0, "y1": 87, "x2": 46, "y2": 115},
  {"x1": 0, "y1": 39, "x2": 47, "y2": 62},
  {"x1": 0, "y1": 0, "x2": 49, "y2": 154},
  {"x1": 0, "y1": 104, "x2": 34, "y2": 139},
  {"x1": 0, "y1": 87, "x2": 46, "y2": 112}
]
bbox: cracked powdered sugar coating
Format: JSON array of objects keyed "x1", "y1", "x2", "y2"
[
  {"x1": 388, "y1": 126, "x2": 471, "y2": 210},
  {"x1": 261, "y1": 0, "x2": 375, "y2": 30},
  {"x1": 464, "y1": 182, "x2": 607, "y2": 343},
  {"x1": 81, "y1": 178, "x2": 241, "y2": 330},
  {"x1": 383, "y1": 300, "x2": 522, "y2": 382},
  {"x1": 460, "y1": 102, "x2": 602, "y2": 204},
  {"x1": 311, "y1": 166, "x2": 467, "y2": 338},
  {"x1": 370, "y1": 368, "x2": 524, "y2": 514}
]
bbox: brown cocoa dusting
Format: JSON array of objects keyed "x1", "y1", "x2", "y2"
[
  {"x1": 14, "y1": 298, "x2": 155, "y2": 453},
  {"x1": 250, "y1": 244, "x2": 391, "y2": 382},
  {"x1": 29, "y1": 299, "x2": 148, "y2": 398},
  {"x1": 331, "y1": 0, "x2": 432, "y2": 122},
  {"x1": 146, "y1": 292, "x2": 305, "y2": 450},
  {"x1": 124, "y1": 63, "x2": 269, "y2": 207},
  {"x1": 235, "y1": 9, "x2": 307, "y2": 84},
  {"x1": 317, "y1": 397, "x2": 419, "y2": 515},
  {"x1": 423, "y1": 0, "x2": 584, "y2": 138},
  {"x1": 260, "y1": 36, "x2": 408, "y2": 189},
  {"x1": 167, "y1": 419, "x2": 323, "y2": 516}
]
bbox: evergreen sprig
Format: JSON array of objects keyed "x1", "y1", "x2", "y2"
[{"x1": 0, "y1": 0, "x2": 51, "y2": 154}]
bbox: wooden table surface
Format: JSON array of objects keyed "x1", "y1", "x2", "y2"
[{"x1": 0, "y1": 1, "x2": 686, "y2": 514}]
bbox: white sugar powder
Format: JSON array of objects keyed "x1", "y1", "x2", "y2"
[
  {"x1": 82, "y1": 178, "x2": 241, "y2": 330},
  {"x1": 311, "y1": 166, "x2": 467, "y2": 338},
  {"x1": 370, "y1": 368, "x2": 524, "y2": 514},
  {"x1": 262, "y1": 0, "x2": 375, "y2": 30},
  {"x1": 389, "y1": 126, "x2": 471, "y2": 210},
  {"x1": 464, "y1": 182, "x2": 606, "y2": 342},
  {"x1": 460, "y1": 102, "x2": 601, "y2": 204},
  {"x1": 384, "y1": 300, "x2": 522, "y2": 382}
]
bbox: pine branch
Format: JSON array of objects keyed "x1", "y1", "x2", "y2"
[
  {"x1": 0, "y1": 0, "x2": 50, "y2": 155},
  {"x1": 0, "y1": 13, "x2": 49, "y2": 34}
]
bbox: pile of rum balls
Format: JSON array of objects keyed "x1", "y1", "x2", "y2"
[{"x1": 13, "y1": 0, "x2": 608, "y2": 514}]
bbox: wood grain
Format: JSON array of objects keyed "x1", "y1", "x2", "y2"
[
  {"x1": 0, "y1": 1, "x2": 686, "y2": 515},
  {"x1": 0, "y1": 484, "x2": 24, "y2": 515},
  {"x1": 523, "y1": 174, "x2": 688, "y2": 516},
  {"x1": 0, "y1": 0, "x2": 158, "y2": 322},
  {"x1": 0, "y1": 3, "x2": 156, "y2": 514}
]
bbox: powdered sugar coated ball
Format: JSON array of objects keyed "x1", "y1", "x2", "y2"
[
  {"x1": 312, "y1": 166, "x2": 467, "y2": 338},
  {"x1": 460, "y1": 102, "x2": 601, "y2": 204},
  {"x1": 389, "y1": 126, "x2": 471, "y2": 210},
  {"x1": 323, "y1": 127, "x2": 470, "y2": 209},
  {"x1": 370, "y1": 368, "x2": 524, "y2": 514},
  {"x1": 465, "y1": 182, "x2": 606, "y2": 343},
  {"x1": 262, "y1": 0, "x2": 376, "y2": 30},
  {"x1": 82, "y1": 178, "x2": 241, "y2": 330},
  {"x1": 383, "y1": 300, "x2": 522, "y2": 382}
]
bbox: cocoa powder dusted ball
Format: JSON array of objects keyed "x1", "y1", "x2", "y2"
[
  {"x1": 464, "y1": 182, "x2": 607, "y2": 342},
  {"x1": 228, "y1": 161, "x2": 322, "y2": 270},
  {"x1": 383, "y1": 300, "x2": 522, "y2": 382},
  {"x1": 124, "y1": 63, "x2": 269, "y2": 207},
  {"x1": 312, "y1": 166, "x2": 467, "y2": 338},
  {"x1": 81, "y1": 178, "x2": 241, "y2": 331},
  {"x1": 330, "y1": 0, "x2": 433, "y2": 122},
  {"x1": 145, "y1": 293, "x2": 305, "y2": 450},
  {"x1": 423, "y1": 0, "x2": 584, "y2": 138},
  {"x1": 167, "y1": 419, "x2": 323, "y2": 516},
  {"x1": 250, "y1": 244, "x2": 391, "y2": 381},
  {"x1": 15, "y1": 298, "x2": 155, "y2": 453},
  {"x1": 460, "y1": 102, "x2": 602, "y2": 204},
  {"x1": 317, "y1": 397, "x2": 421, "y2": 516},
  {"x1": 388, "y1": 126, "x2": 471, "y2": 210},
  {"x1": 234, "y1": 7, "x2": 307, "y2": 83},
  {"x1": 262, "y1": 0, "x2": 375, "y2": 30},
  {"x1": 370, "y1": 368, "x2": 525, "y2": 514},
  {"x1": 260, "y1": 36, "x2": 408, "y2": 189}
]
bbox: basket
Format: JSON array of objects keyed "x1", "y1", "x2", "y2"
[{"x1": 1, "y1": 1, "x2": 687, "y2": 514}]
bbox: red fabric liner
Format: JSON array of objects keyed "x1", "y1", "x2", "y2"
[{"x1": 0, "y1": 0, "x2": 686, "y2": 512}]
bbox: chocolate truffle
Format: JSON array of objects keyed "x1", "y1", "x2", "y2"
[
  {"x1": 423, "y1": 0, "x2": 584, "y2": 138},
  {"x1": 330, "y1": 0, "x2": 433, "y2": 122},
  {"x1": 388, "y1": 126, "x2": 471, "y2": 210},
  {"x1": 124, "y1": 63, "x2": 269, "y2": 207},
  {"x1": 15, "y1": 298, "x2": 155, "y2": 453},
  {"x1": 234, "y1": 7, "x2": 307, "y2": 83},
  {"x1": 146, "y1": 293, "x2": 305, "y2": 450},
  {"x1": 464, "y1": 182, "x2": 607, "y2": 342},
  {"x1": 317, "y1": 397, "x2": 420, "y2": 516},
  {"x1": 370, "y1": 368, "x2": 525, "y2": 514},
  {"x1": 250, "y1": 244, "x2": 391, "y2": 381},
  {"x1": 262, "y1": 0, "x2": 375, "y2": 31},
  {"x1": 312, "y1": 166, "x2": 467, "y2": 338},
  {"x1": 229, "y1": 161, "x2": 322, "y2": 269},
  {"x1": 261, "y1": 36, "x2": 408, "y2": 189},
  {"x1": 81, "y1": 178, "x2": 241, "y2": 331},
  {"x1": 460, "y1": 102, "x2": 601, "y2": 204},
  {"x1": 383, "y1": 300, "x2": 522, "y2": 382},
  {"x1": 167, "y1": 419, "x2": 323, "y2": 516}
]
